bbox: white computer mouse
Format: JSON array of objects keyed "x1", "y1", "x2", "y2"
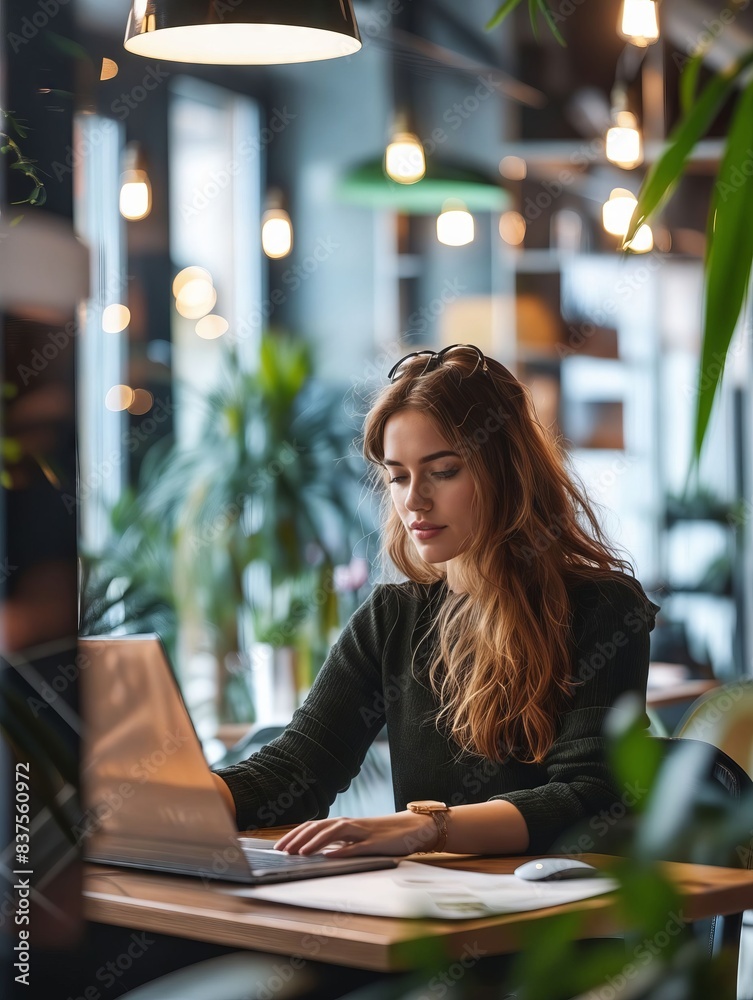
[{"x1": 513, "y1": 858, "x2": 602, "y2": 881}]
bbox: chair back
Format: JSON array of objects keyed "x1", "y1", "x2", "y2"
[
  {"x1": 650, "y1": 735, "x2": 753, "y2": 964},
  {"x1": 651, "y1": 735, "x2": 753, "y2": 822},
  {"x1": 674, "y1": 680, "x2": 753, "y2": 779}
]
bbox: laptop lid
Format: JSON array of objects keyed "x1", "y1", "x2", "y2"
[
  {"x1": 78, "y1": 635, "x2": 401, "y2": 886},
  {"x1": 79, "y1": 634, "x2": 254, "y2": 882}
]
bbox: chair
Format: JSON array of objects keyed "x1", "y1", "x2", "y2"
[
  {"x1": 674, "y1": 680, "x2": 753, "y2": 778},
  {"x1": 672, "y1": 682, "x2": 753, "y2": 1000},
  {"x1": 649, "y1": 736, "x2": 753, "y2": 1000},
  {"x1": 116, "y1": 952, "x2": 317, "y2": 1000}
]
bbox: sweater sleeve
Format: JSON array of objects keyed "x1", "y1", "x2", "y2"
[
  {"x1": 213, "y1": 586, "x2": 393, "y2": 831},
  {"x1": 488, "y1": 579, "x2": 659, "y2": 855}
]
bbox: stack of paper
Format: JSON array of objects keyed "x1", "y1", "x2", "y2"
[{"x1": 228, "y1": 860, "x2": 617, "y2": 919}]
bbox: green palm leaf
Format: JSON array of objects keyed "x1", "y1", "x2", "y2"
[
  {"x1": 486, "y1": 0, "x2": 567, "y2": 44},
  {"x1": 679, "y1": 48, "x2": 707, "y2": 118},
  {"x1": 627, "y1": 49, "x2": 753, "y2": 245},
  {"x1": 535, "y1": 0, "x2": 565, "y2": 47},
  {"x1": 694, "y1": 76, "x2": 753, "y2": 466},
  {"x1": 485, "y1": 0, "x2": 525, "y2": 32}
]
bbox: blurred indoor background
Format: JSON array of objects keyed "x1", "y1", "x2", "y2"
[{"x1": 2, "y1": 1, "x2": 753, "y2": 991}]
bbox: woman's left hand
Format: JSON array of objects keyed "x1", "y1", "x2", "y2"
[{"x1": 273, "y1": 811, "x2": 438, "y2": 857}]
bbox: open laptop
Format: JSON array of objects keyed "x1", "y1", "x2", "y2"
[{"x1": 78, "y1": 634, "x2": 400, "y2": 884}]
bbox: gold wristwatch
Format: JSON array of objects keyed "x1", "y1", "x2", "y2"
[{"x1": 407, "y1": 800, "x2": 450, "y2": 853}]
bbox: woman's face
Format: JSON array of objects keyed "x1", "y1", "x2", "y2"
[{"x1": 382, "y1": 409, "x2": 477, "y2": 574}]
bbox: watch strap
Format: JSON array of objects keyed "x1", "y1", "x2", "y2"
[
  {"x1": 428, "y1": 808, "x2": 448, "y2": 853},
  {"x1": 407, "y1": 801, "x2": 450, "y2": 853}
]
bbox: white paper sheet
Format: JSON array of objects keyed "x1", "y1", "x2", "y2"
[{"x1": 227, "y1": 860, "x2": 617, "y2": 919}]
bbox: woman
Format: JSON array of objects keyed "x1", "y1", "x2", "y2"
[{"x1": 212, "y1": 344, "x2": 658, "y2": 858}]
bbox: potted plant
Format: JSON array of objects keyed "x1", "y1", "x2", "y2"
[{"x1": 143, "y1": 331, "x2": 367, "y2": 726}]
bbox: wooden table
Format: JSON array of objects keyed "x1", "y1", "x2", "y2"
[
  {"x1": 82, "y1": 848, "x2": 753, "y2": 973},
  {"x1": 646, "y1": 678, "x2": 720, "y2": 709}
]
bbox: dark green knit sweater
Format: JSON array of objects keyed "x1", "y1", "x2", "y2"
[{"x1": 216, "y1": 575, "x2": 659, "y2": 854}]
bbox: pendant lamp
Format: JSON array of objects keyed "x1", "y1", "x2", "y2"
[{"x1": 124, "y1": 0, "x2": 362, "y2": 65}]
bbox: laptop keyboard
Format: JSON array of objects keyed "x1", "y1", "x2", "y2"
[{"x1": 241, "y1": 847, "x2": 339, "y2": 873}]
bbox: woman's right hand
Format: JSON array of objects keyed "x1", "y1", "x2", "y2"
[{"x1": 211, "y1": 773, "x2": 237, "y2": 821}]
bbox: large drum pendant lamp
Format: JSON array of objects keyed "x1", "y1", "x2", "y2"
[{"x1": 124, "y1": 0, "x2": 362, "y2": 65}]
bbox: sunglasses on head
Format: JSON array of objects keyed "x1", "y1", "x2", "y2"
[{"x1": 387, "y1": 344, "x2": 489, "y2": 383}]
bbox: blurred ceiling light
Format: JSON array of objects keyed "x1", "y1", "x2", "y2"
[
  {"x1": 602, "y1": 188, "x2": 638, "y2": 237},
  {"x1": 625, "y1": 223, "x2": 654, "y2": 253},
  {"x1": 437, "y1": 203, "x2": 474, "y2": 246},
  {"x1": 262, "y1": 209, "x2": 294, "y2": 259},
  {"x1": 606, "y1": 111, "x2": 643, "y2": 169},
  {"x1": 499, "y1": 155, "x2": 527, "y2": 181},
  {"x1": 123, "y1": 0, "x2": 361, "y2": 65},
  {"x1": 385, "y1": 132, "x2": 426, "y2": 185},
  {"x1": 127, "y1": 388, "x2": 154, "y2": 414},
  {"x1": 172, "y1": 265, "x2": 213, "y2": 299},
  {"x1": 105, "y1": 385, "x2": 134, "y2": 412},
  {"x1": 499, "y1": 210, "x2": 526, "y2": 246},
  {"x1": 119, "y1": 142, "x2": 151, "y2": 221},
  {"x1": 176, "y1": 278, "x2": 217, "y2": 319},
  {"x1": 195, "y1": 314, "x2": 229, "y2": 340},
  {"x1": 101, "y1": 303, "x2": 130, "y2": 333},
  {"x1": 619, "y1": 0, "x2": 660, "y2": 46},
  {"x1": 100, "y1": 58, "x2": 119, "y2": 80}
]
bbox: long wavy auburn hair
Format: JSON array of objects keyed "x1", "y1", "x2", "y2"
[{"x1": 362, "y1": 349, "x2": 646, "y2": 764}]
